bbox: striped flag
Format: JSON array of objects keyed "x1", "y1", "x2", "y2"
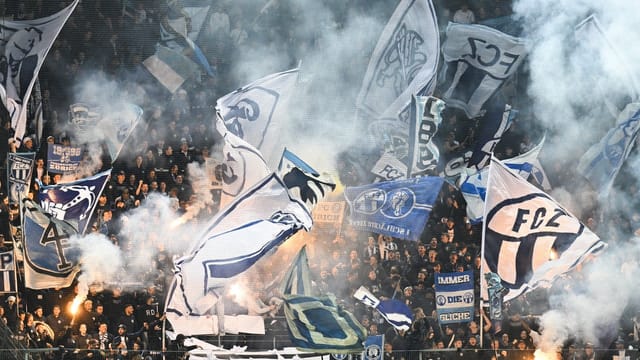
[
  {"x1": 481, "y1": 158, "x2": 606, "y2": 302},
  {"x1": 281, "y1": 246, "x2": 366, "y2": 353},
  {"x1": 354, "y1": 286, "x2": 413, "y2": 331},
  {"x1": 143, "y1": 45, "x2": 201, "y2": 94}
]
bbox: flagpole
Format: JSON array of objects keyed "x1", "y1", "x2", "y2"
[{"x1": 478, "y1": 155, "x2": 496, "y2": 348}]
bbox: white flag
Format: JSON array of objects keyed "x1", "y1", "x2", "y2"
[
  {"x1": 0, "y1": 0, "x2": 79, "y2": 146},
  {"x1": 481, "y1": 158, "x2": 606, "y2": 302},
  {"x1": 440, "y1": 22, "x2": 527, "y2": 119},
  {"x1": 357, "y1": 0, "x2": 440, "y2": 125},
  {"x1": 165, "y1": 173, "x2": 312, "y2": 335},
  {"x1": 216, "y1": 68, "x2": 299, "y2": 166}
]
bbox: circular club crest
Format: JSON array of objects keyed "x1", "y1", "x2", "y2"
[
  {"x1": 353, "y1": 189, "x2": 387, "y2": 215},
  {"x1": 436, "y1": 295, "x2": 446, "y2": 306},
  {"x1": 380, "y1": 188, "x2": 415, "y2": 219},
  {"x1": 366, "y1": 344, "x2": 382, "y2": 360}
]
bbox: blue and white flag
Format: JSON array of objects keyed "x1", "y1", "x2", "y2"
[
  {"x1": 215, "y1": 112, "x2": 271, "y2": 209},
  {"x1": 576, "y1": 102, "x2": 640, "y2": 199},
  {"x1": 217, "y1": 68, "x2": 299, "y2": 166},
  {"x1": 281, "y1": 246, "x2": 366, "y2": 353},
  {"x1": 166, "y1": 174, "x2": 312, "y2": 335},
  {"x1": 21, "y1": 198, "x2": 80, "y2": 289},
  {"x1": 143, "y1": 45, "x2": 201, "y2": 94},
  {"x1": 37, "y1": 170, "x2": 111, "y2": 235},
  {"x1": 467, "y1": 103, "x2": 516, "y2": 170},
  {"x1": 357, "y1": 0, "x2": 440, "y2": 124},
  {"x1": 0, "y1": 0, "x2": 79, "y2": 146},
  {"x1": 439, "y1": 22, "x2": 527, "y2": 119},
  {"x1": 47, "y1": 144, "x2": 82, "y2": 174},
  {"x1": 406, "y1": 95, "x2": 445, "y2": 177},
  {"x1": 0, "y1": 250, "x2": 16, "y2": 293},
  {"x1": 364, "y1": 335, "x2": 385, "y2": 360},
  {"x1": 7, "y1": 152, "x2": 35, "y2": 204},
  {"x1": 278, "y1": 148, "x2": 336, "y2": 212},
  {"x1": 434, "y1": 271, "x2": 475, "y2": 324},
  {"x1": 481, "y1": 158, "x2": 606, "y2": 302},
  {"x1": 344, "y1": 176, "x2": 444, "y2": 241},
  {"x1": 158, "y1": 0, "x2": 214, "y2": 77},
  {"x1": 354, "y1": 286, "x2": 413, "y2": 331},
  {"x1": 460, "y1": 135, "x2": 546, "y2": 223},
  {"x1": 68, "y1": 102, "x2": 143, "y2": 162}
]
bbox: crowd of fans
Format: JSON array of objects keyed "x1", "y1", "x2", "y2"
[{"x1": 0, "y1": 0, "x2": 638, "y2": 360}]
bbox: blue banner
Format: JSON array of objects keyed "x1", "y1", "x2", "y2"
[
  {"x1": 344, "y1": 176, "x2": 444, "y2": 241},
  {"x1": 364, "y1": 335, "x2": 384, "y2": 360},
  {"x1": 434, "y1": 271, "x2": 475, "y2": 324},
  {"x1": 37, "y1": 170, "x2": 111, "y2": 234},
  {"x1": 47, "y1": 144, "x2": 82, "y2": 174}
]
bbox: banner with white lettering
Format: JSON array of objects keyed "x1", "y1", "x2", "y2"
[
  {"x1": 434, "y1": 270, "x2": 474, "y2": 324},
  {"x1": 7, "y1": 152, "x2": 35, "y2": 204},
  {"x1": 344, "y1": 176, "x2": 443, "y2": 241},
  {"x1": 0, "y1": 250, "x2": 16, "y2": 293},
  {"x1": 312, "y1": 201, "x2": 345, "y2": 226},
  {"x1": 439, "y1": 22, "x2": 527, "y2": 119},
  {"x1": 47, "y1": 144, "x2": 82, "y2": 174}
]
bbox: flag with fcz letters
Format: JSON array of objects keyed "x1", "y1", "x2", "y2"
[
  {"x1": 481, "y1": 158, "x2": 606, "y2": 302},
  {"x1": 439, "y1": 22, "x2": 527, "y2": 119}
]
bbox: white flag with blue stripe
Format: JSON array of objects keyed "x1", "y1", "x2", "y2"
[
  {"x1": 576, "y1": 102, "x2": 640, "y2": 199},
  {"x1": 165, "y1": 173, "x2": 312, "y2": 335},
  {"x1": 482, "y1": 158, "x2": 606, "y2": 302},
  {"x1": 354, "y1": 286, "x2": 413, "y2": 331},
  {"x1": 357, "y1": 0, "x2": 440, "y2": 124}
]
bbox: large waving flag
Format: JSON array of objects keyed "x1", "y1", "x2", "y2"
[
  {"x1": 69, "y1": 103, "x2": 144, "y2": 162},
  {"x1": 344, "y1": 176, "x2": 444, "y2": 241},
  {"x1": 356, "y1": 0, "x2": 440, "y2": 123},
  {"x1": 439, "y1": 22, "x2": 527, "y2": 119},
  {"x1": 353, "y1": 286, "x2": 413, "y2": 331},
  {"x1": 278, "y1": 148, "x2": 336, "y2": 212},
  {"x1": 216, "y1": 68, "x2": 299, "y2": 165},
  {"x1": 165, "y1": 174, "x2": 312, "y2": 335},
  {"x1": 37, "y1": 170, "x2": 111, "y2": 235},
  {"x1": 460, "y1": 136, "x2": 546, "y2": 223},
  {"x1": 7, "y1": 152, "x2": 35, "y2": 204},
  {"x1": 0, "y1": 0, "x2": 79, "y2": 146},
  {"x1": 21, "y1": 198, "x2": 80, "y2": 289},
  {"x1": 281, "y1": 246, "x2": 366, "y2": 353},
  {"x1": 481, "y1": 158, "x2": 606, "y2": 302},
  {"x1": 576, "y1": 102, "x2": 640, "y2": 199}
]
